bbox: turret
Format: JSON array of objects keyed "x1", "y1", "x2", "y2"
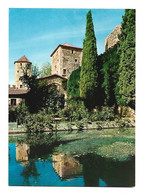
[{"x1": 14, "y1": 55, "x2": 32, "y2": 88}]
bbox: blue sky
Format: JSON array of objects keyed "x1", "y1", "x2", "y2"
[{"x1": 9, "y1": 8, "x2": 124, "y2": 85}]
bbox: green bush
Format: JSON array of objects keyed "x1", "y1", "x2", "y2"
[
  {"x1": 89, "y1": 106, "x2": 115, "y2": 122},
  {"x1": 58, "y1": 99, "x2": 89, "y2": 122},
  {"x1": 117, "y1": 118, "x2": 132, "y2": 129},
  {"x1": 25, "y1": 111, "x2": 53, "y2": 133},
  {"x1": 9, "y1": 103, "x2": 28, "y2": 123},
  {"x1": 75, "y1": 120, "x2": 84, "y2": 131},
  {"x1": 67, "y1": 67, "x2": 81, "y2": 99},
  {"x1": 16, "y1": 103, "x2": 28, "y2": 125}
]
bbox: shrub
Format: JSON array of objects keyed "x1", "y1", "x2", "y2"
[
  {"x1": 75, "y1": 120, "x2": 84, "y2": 131},
  {"x1": 96, "y1": 121, "x2": 103, "y2": 130},
  {"x1": 24, "y1": 111, "x2": 53, "y2": 133},
  {"x1": 67, "y1": 67, "x2": 81, "y2": 99},
  {"x1": 118, "y1": 118, "x2": 132, "y2": 129},
  {"x1": 16, "y1": 103, "x2": 28, "y2": 125},
  {"x1": 99, "y1": 106, "x2": 115, "y2": 121},
  {"x1": 89, "y1": 106, "x2": 115, "y2": 122}
]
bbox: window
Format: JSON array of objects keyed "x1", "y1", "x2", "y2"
[
  {"x1": 20, "y1": 85, "x2": 22, "y2": 88},
  {"x1": 20, "y1": 63, "x2": 22, "y2": 67},
  {"x1": 75, "y1": 58, "x2": 78, "y2": 63},
  {"x1": 72, "y1": 50, "x2": 74, "y2": 54},
  {"x1": 17, "y1": 70, "x2": 19, "y2": 73},
  {"x1": 63, "y1": 69, "x2": 66, "y2": 75},
  {"x1": 11, "y1": 99, "x2": 16, "y2": 106}
]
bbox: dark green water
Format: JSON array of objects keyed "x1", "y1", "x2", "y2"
[{"x1": 9, "y1": 140, "x2": 135, "y2": 187}]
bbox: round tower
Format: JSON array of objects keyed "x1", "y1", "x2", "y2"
[{"x1": 14, "y1": 55, "x2": 32, "y2": 88}]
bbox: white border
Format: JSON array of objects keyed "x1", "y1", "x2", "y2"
[{"x1": 1, "y1": 0, "x2": 146, "y2": 194}]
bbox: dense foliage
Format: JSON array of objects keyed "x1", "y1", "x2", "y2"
[
  {"x1": 116, "y1": 9, "x2": 135, "y2": 109},
  {"x1": 101, "y1": 44, "x2": 120, "y2": 106},
  {"x1": 9, "y1": 103, "x2": 28, "y2": 123},
  {"x1": 80, "y1": 10, "x2": 99, "y2": 109},
  {"x1": 24, "y1": 111, "x2": 53, "y2": 133},
  {"x1": 67, "y1": 67, "x2": 81, "y2": 99},
  {"x1": 20, "y1": 65, "x2": 65, "y2": 113}
]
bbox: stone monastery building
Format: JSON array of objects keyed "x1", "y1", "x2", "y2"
[{"x1": 9, "y1": 25, "x2": 121, "y2": 107}]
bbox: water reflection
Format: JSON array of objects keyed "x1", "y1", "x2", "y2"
[
  {"x1": 78, "y1": 154, "x2": 135, "y2": 187},
  {"x1": 53, "y1": 154, "x2": 82, "y2": 180},
  {"x1": 9, "y1": 142, "x2": 135, "y2": 187},
  {"x1": 16, "y1": 144, "x2": 30, "y2": 166}
]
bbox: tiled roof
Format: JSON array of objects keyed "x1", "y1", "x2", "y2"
[
  {"x1": 37, "y1": 74, "x2": 67, "y2": 80},
  {"x1": 50, "y1": 43, "x2": 82, "y2": 57},
  {"x1": 14, "y1": 55, "x2": 32, "y2": 64},
  {"x1": 9, "y1": 88, "x2": 29, "y2": 95}
]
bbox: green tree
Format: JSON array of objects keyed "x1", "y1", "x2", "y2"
[
  {"x1": 80, "y1": 10, "x2": 99, "y2": 109},
  {"x1": 67, "y1": 67, "x2": 81, "y2": 99},
  {"x1": 116, "y1": 9, "x2": 135, "y2": 109},
  {"x1": 20, "y1": 64, "x2": 45, "y2": 113},
  {"x1": 20, "y1": 64, "x2": 64, "y2": 113},
  {"x1": 40, "y1": 62, "x2": 51, "y2": 77},
  {"x1": 101, "y1": 44, "x2": 120, "y2": 106}
]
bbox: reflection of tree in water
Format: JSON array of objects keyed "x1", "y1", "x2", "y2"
[
  {"x1": 17, "y1": 133, "x2": 56, "y2": 185},
  {"x1": 78, "y1": 154, "x2": 103, "y2": 186},
  {"x1": 21, "y1": 160, "x2": 40, "y2": 186},
  {"x1": 77, "y1": 153, "x2": 135, "y2": 187}
]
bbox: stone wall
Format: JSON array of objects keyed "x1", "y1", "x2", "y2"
[
  {"x1": 51, "y1": 47, "x2": 61, "y2": 75},
  {"x1": 51, "y1": 46, "x2": 82, "y2": 79},
  {"x1": 105, "y1": 24, "x2": 121, "y2": 51},
  {"x1": 15, "y1": 62, "x2": 31, "y2": 88}
]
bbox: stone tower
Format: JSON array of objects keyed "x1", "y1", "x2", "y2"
[
  {"x1": 51, "y1": 43, "x2": 82, "y2": 79},
  {"x1": 14, "y1": 55, "x2": 32, "y2": 88},
  {"x1": 105, "y1": 24, "x2": 121, "y2": 51}
]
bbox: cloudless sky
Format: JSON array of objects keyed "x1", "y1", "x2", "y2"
[{"x1": 9, "y1": 8, "x2": 124, "y2": 85}]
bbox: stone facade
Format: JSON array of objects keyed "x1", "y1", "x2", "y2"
[
  {"x1": 51, "y1": 43, "x2": 82, "y2": 79},
  {"x1": 14, "y1": 55, "x2": 32, "y2": 88},
  {"x1": 105, "y1": 24, "x2": 121, "y2": 51}
]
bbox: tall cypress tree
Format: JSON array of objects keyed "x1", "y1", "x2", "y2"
[
  {"x1": 116, "y1": 9, "x2": 135, "y2": 109},
  {"x1": 80, "y1": 10, "x2": 98, "y2": 109}
]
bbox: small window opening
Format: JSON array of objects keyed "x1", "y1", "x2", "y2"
[
  {"x1": 72, "y1": 50, "x2": 74, "y2": 54},
  {"x1": 75, "y1": 58, "x2": 78, "y2": 63},
  {"x1": 20, "y1": 85, "x2": 23, "y2": 88},
  {"x1": 11, "y1": 99, "x2": 16, "y2": 106},
  {"x1": 17, "y1": 70, "x2": 19, "y2": 73},
  {"x1": 63, "y1": 69, "x2": 66, "y2": 75}
]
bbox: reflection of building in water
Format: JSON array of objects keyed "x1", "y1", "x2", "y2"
[
  {"x1": 53, "y1": 154, "x2": 82, "y2": 180},
  {"x1": 16, "y1": 144, "x2": 30, "y2": 167}
]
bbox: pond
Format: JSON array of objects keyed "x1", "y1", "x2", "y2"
[{"x1": 9, "y1": 133, "x2": 135, "y2": 187}]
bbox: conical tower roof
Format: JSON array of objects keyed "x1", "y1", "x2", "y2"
[{"x1": 14, "y1": 55, "x2": 32, "y2": 64}]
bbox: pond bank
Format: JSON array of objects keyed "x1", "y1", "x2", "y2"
[{"x1": 9, "y1": 120, "x2": 135, "y2": 134}]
